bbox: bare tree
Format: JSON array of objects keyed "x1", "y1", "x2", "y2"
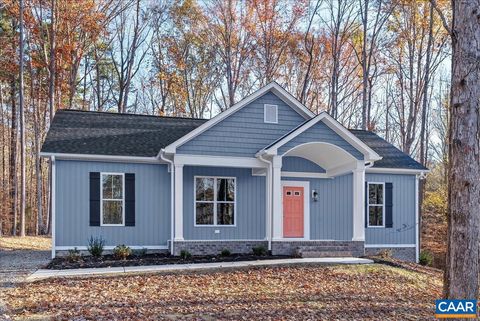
[
  {"x1": 19, "y1": 0, "x2": 26, "y2": 237},
  {"x1": 111, "y1": 0, "x2": 150, "y2": 113}
]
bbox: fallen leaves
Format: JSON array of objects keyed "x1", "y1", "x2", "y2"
[{"x1": 1, "y1": 264, "x2": 442, "y2": 320}]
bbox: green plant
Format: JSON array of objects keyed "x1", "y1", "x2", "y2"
[
  {"x1": 419, "y1": 250, "x2": 433, "y2": 266},
  {"x1": 220, "y1": 249, "x2": 231, "y2": 257},
  {"x1": 180, "y1": 250, "x2": 192, "y2": 260},
  {"x1": 252, "y1": 245, "x2": 267, "y2": 256},
  {"x1": 66, "y1": 247, "x2": 81, "y2": 262},
  {"x1": 133, "y1": 248, "x2": 148, "y2": 257},
  {"x1": 113, "y1": 245, "x2": 132, "y2": 260},
  {"x1": 87, "y1": 236, "x2": 105, "y2": 257}
]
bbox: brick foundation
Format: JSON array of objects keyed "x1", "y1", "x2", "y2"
[
  {"x1": 170, "y1": 240, "x2": 268, "y2": 256},
  {"x1": 271, "y1": 240, "x2": 365, "y2": 257},
  {"x1": 365, "y1": 247, "x2": 416, "y2": 262}
]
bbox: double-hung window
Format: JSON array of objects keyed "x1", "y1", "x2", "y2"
[
  {"x1": 367, "y1": 182, "x2": 384, "y2": 227},
  {"x1": 195, "y1": 177, "x2": 235, "y2": 226},
  {"x1": 101, "y1": 173, "x2": 125, "y2": 226}
]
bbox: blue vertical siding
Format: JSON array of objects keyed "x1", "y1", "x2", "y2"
[
  {"x1": 55, "y1": 160, "x2": 171, "y2": 247},
  {"x1": 177, "y1": 92, "x2": 306, "y2": 156},
  {"x1": 183, "y1": 166, "x2": 266, "y2": 240},
  {"x1": 365, "y1": 173, "x2": 416, "y2": 244},
  {"x1": 282, "y1": 173, "x2": 353, "y2": 240},
  {"x1": 282, "y1": 156, "x2": 325, "y2": 172},
  {"x1": 277, "y1": 120, "x2": 363, "y2": 159}
]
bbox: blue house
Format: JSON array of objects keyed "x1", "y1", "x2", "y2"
[{"x1": 41, "y1": 83, "x2": 427, "y2": 262}]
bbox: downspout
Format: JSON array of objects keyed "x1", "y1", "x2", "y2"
[
  {"x1": 258, "y1": 151, "x2": 273, "y2": 252},
  {"x1": 158, "y1": 149, "x2": 175, "y2": 255}
]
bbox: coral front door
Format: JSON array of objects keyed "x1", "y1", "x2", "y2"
[{"x1": 283, "y1": 186, "x2": 304, "y2": 238}]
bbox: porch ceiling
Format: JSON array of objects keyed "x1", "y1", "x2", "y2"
[{"x1": 283, "y1": 142, "x2": 357, "y2": 174}]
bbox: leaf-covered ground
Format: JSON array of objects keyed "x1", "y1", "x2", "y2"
[
  {"x1": 2, "y1": 264, "x2": 442, "y2": 320},
  {"x1": 0, "y1": 236, "x2": 51, "y2": 251}
]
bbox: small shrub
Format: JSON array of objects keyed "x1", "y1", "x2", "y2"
[
  {"x1": 133, "y1": 248, "x2": 148, "y2": 257},
  {"x1": 378, "y1": 249, "x2": 393, "y2": 259},
  {"x1": 66, "y1": 247, "x2": 81, "y2": 262},
  {"x1": 113, "y1": 245, "x2": 132, "y2": 260},
  {"x1": 419, "y1": 250, "x2": 433, "y2": 266},
  {"x1": 87, "y1": 236, "x2": 105, "y2": 257},
  {"x1": 180, "y1": 250, "x2": 192, "y2": 260},
  {"x1": 220, "y1": 249, "x2": 231, "y2": 257},
  {"x1": 252, "y1": 245, "x2": 267, "y2": 256}
]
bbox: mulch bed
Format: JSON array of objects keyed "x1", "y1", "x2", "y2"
[{"x1": 46, "y1": 253, "x2": 292, "y2": 270}]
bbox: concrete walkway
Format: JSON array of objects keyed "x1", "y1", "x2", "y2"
[{"x1": 27, "y1": 257, "x2": 373, "y2": 281}]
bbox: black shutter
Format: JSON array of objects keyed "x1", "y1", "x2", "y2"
[
  {"x1": 125, "y1": 173, "x2": 135, "y2": 226},
  {"x1": 365, "y1": 181, "x2": 368, "y2": 228},
  {"x1": 89, "y1": 172, "x2": 100, "y2": 226},
  {"x1": 385, "y1": 182, "x2": 393, "y2": 228}
]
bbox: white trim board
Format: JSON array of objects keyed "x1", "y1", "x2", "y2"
[
  {"x1": 164, "y1": 82, "x2": 315, "y2": 154},
  {"x1": 55, "y1": 245, "x2": 169, "y2": 251},
  {"x1": 281, "y1": 171, "x2": 330, "y2": 179},
  {"x1": 174, "y1": 154, "x2": 267, "y2": 168},
  {"x1": 366, "y1": 167, "x2": 428, "y2": 175},
  {"x1": 40, "y1": 152, "x2": 163, "y2": 164},
  {"x1": 364, "y1": 244, "x2": 416, "y2": 248},
  {"x1": 280, "y1": 180, "x2": 310, "y2": 241}
]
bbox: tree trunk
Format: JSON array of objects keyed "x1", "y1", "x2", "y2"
[
  {"x1": 19, "y1": 0, "x2": 26, "y2": 237},
  {"x1": 9, "y1": 77, "x2": 18, "y2": 236},
  {"x1": 444, "y1": 0, "x2": 480, "y2": 300}
]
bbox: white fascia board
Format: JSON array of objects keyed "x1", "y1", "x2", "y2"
[
  {"x1": 366, "y1": 167, "x2": 429, "y2": 175},
  {"x1": 164, "y1": 82, "x2": 314, "y2": 154},
  {"x1": 40, "y1": 152, "x2": 164, "y2": 164},
  {"x1": 174, "y1": 154, "x2": 267, "y2": 168}
]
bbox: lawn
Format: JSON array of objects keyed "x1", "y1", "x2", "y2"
[
  {"x1": 1, "y1": 264, "x2": 442, "y2": 320},
  {"x1": 0, "y1": 236, "x2": 51, "y2": 251}
]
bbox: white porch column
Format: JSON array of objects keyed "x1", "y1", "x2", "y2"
[
  {"x1": 174, "y1": 163, "x2": 184, "y2": 241},
  {"x1": 352, "y1": 161, "x2": 365, "y2": 241},
  {"x1": 272, "y1": 156, "x2": 283, "y2": 240}
]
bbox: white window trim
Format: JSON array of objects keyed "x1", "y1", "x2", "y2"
[
  {"x1": 367, "y1": 182, "x2": 385, "y2": 228},
  {"x1": 264, "y1": 104, "x2": 278, "y2": 124},
  {"x1": 194, "y1": 176, "x2": 237, "y2": 227},
  {"x1": 100, "y1": 172, "x2": 125, "y2": 227}
]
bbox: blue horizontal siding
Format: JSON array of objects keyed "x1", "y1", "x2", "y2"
[
  {"x1": 365, "y1": 173, "x2": 416, "y2": 245},
  {"x1": 55, "y1": 160, "x2": 171, "y2": 247},
  {"x1": 183, "y1": 166, "x2": 266, "y2": 240},
  {"x1": 177, "y1": 92, "x2": 306, "y2": 156},
  {"x1": 278, "y1": 120, "x2": 363, "y2": 159},
  {"x1": 282, "y1": 156, "x2": 325, "y2": 173},
  {"x1": 282, "y1": 173, "x2": 353, "y2": 240}
]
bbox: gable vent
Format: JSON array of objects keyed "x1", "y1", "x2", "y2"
[{"x1": 264, "y1": 104, "x2": 278, "y2": 123}]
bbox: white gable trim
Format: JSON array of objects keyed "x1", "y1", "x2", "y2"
[
  {"x1": 163, "y1": 82, "x2": 315, "y2": 154},
  {"x1": 257, "y1": 112, "x2": 381, "y2": 162}
]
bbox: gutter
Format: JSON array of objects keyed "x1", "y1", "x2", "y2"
[
  {"x1": 157, "y1": 149, "x2": 175, "y2": 255},
  {"x1": 257, "y1": 151, "x2": 273, "y2": 252}
]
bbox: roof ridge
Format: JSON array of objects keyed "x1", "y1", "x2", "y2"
[{"x1": 57, "y1": 109, "x2": 207, "y2": 121}]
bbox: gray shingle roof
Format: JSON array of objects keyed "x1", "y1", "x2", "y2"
[
  {"x1": 42, "y1": 110, "x2": 427, "y2": 170},
  {"x1": 41, "y1": 110, "x2": 207, "y2": 157},
  {"x1": 349, "y1": 129, "x2": 427, "y2": 170}
]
